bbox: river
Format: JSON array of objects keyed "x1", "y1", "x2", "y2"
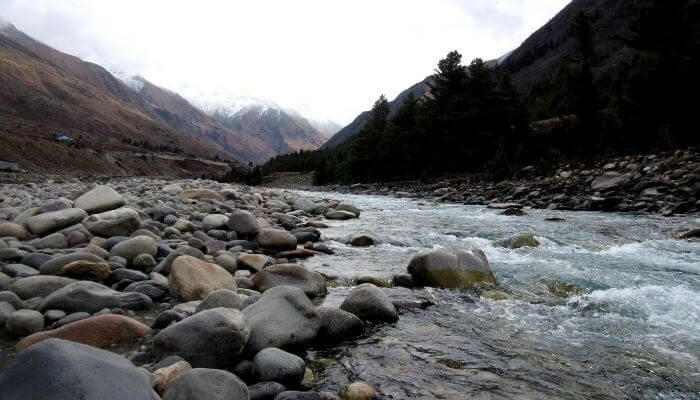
[{"x1": 293, "y1": 191, "x2": 699, "y2": 399}]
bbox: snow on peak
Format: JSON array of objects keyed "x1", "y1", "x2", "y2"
[
  {"x1": 188, "y1": 93, "x2": 283, "y2": 120},
  {"x1": 0, "y1": 15, "x2": 14, "y2": 30},
  {"x1": 112, "y1": 71, "x2": 145, "y2": 92}
]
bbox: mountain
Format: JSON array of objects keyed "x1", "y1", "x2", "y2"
[
  {"x1": 0, "y1": 20, "x2": 251, "y2": 162},
  {"x1": 323, "y1": 0, "x2": 666, "y2": 149},
  {"x1": 321, "y1": 78, "x2": 431, "y2": 149},
  {"x1": 309, "y1": 119, "x2": 343, "y2": 138},
  {"x1": 190, "y1": 95, "x2": 328, "y2": 155}
]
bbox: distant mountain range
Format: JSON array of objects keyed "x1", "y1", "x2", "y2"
[{"x1": 0, "y1": 20, "x2": 334, "y2": 163}]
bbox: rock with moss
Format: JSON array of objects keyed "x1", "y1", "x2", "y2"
[
  {"x1": 407, "y1": 244, "x2": 497, "y2": 289},
  {"x1": 508, "y1": 234, "x2": 540, "y2": 249}
]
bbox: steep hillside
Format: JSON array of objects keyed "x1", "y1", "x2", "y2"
[{"x1": 322, "y1": 78, "x2": 431, "y2": 149}]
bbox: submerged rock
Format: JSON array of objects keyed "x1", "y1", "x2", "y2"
[
  {"x1": 508, "y1": 234, "x2": 540, "y2": 249},
  {"x1": 407, "y1": 244, "x2": 497, "y2": 289},
  {"x1": 340, "y1": 283, "x2": 398, "y2": 322}
]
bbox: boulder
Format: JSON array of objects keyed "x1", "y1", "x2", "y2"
[
  {"x1": 253, "y1": 347, "x2": 306, "y2": 388},
  {"x1": 59, "y1": 260, "x2": 112, "y2": 281},
  {"x1": 37, "y1": 281, "x2": 152, "y2": 313},
  {"x1": 32, "y1": 232, "x2": 68, "y2": 249},
  {"x1": 162, "y1": 368, "x2": 249, "y2": 400},
  {"x1": 325, "y1": 210, "x2": 356, "y2": 220},
  {"x1": 591, "y1": 172, "x2": 628, "y2": 191},
  {"x1": 1, "y1": 263, "x2": 39, "y2": 278},
  {"x1": 152, "y1": 308, "x2": 250, "y2": 369},
  {"x1": 39, "y1": 252, "x2": 105, "y2": 275},
  {"x1": 348, "y1": 235, "x2": 376, "y2": 247},
  {"x1": 154, "y1": 246, "x2": 204, "y2": 275},
  {"x1": 0, "y1": 222, "x2": 29, "y2": 239},
  {"x1": 151, "y1": 360, "x2": 192, "y2": 394},
  {"x1": 237, "y1": 253, "x2": 271, "y2": 272},
  {"x1": 0, "y1": 339, "x2": 156, "y2": 400},
  {"x1": 17, "y1": 314, "x2": 151, "y2": 351},
  {"x1": 26, "y1": 208, "x2": 88, "y2": 236},
  {"x1": 407, "y1": 244, "x2": 497, "y2": 289},
  {"x1": 228, "y1": 210, "x2": 261, "y2": 239},
  {"x1": 74, "y1": 185, "x2": 126, "y2": 214},
  {"x1": 316, "y1": 307, "x2": 364, "y2": 341},
  {"x1": 180, "y1": 188, "x2": 224, "y2": 202},
  {"x1": 508, "y1": 234, "x2": 540, "y2": 249},
  {"x1": 83, "y1": 208, "x2": 141, "y2": 237},
  {"x1": 169, "y1": 255, "x2": 237, "y2": 301},
  {"x1": 338, "y1": 382, "x2": 377, "y2": 400},
  {"x1": 242, "y1": 286, "x2": 320, "y2": 354},
  {"x1": 195, "y1": 289, "x2": 242, "y2": 313},
  {"x1": 335, "y1": 204, "x2": 360, "y2": 217},
  {"x1": 109, "y1": 235, "x2": 157, "y2": 262},
  {"x1": 9, "y1": 276, "x2": 77, "y2": 299},
  {"x1": 256, "y1": 229, "x2": 297, "y2": 251},
  {"x1": 5, "y1": 309, "x2": 44, "y2": 337},
  {"x1": 340, "y1": 284, "x2": 398, "y2": 322},
  {"x1": 202, "y1": 214, "x2": 229, "y2": 231},
  {"x1": 252, "y1": 264, "x2": 327, "y2": 297},
  {"x1": 293, "y1": 198, "x2": 318, "y2": 213}
]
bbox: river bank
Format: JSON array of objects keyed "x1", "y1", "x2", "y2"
[
  {"x1": 268, "y1": 149, "x2": 700, "y2": 216},
  {"x1": 0, "y1": 177, "x2": 697, "y2": 399}
]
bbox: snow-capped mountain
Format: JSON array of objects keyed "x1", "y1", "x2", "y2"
[
  {"x1": 309, "y1": 118, "x2": 343, "y2": 138},
  {"x1": 188, "y1": 94, "x2": 329, "y2": 155}
]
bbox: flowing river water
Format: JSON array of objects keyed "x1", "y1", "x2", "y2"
[{"x1": 294, "y1": 191, "x2": 699, "y2": 399}]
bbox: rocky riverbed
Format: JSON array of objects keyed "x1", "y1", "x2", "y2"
[
  {"x1": 0, "y1": 176, "x2": 698, "y2": 399},
  {"x1": 314, "y1": 149, "x2": 700, "y2": 216}
]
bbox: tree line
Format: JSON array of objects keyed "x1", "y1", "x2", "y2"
[{"x1": 222, "y1": 0, "x2": 698, "y2": 185}]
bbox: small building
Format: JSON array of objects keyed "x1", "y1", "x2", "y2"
[
  {"x1": 0, "y1": 159, "x2": 19, "y2": 171},
  {"x1": 56, "y1": 134, "x2": 75, "y2": 143}
]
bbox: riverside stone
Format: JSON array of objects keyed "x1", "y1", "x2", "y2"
[
  {"x1": 242, "y1": 286, "x2": 321, "y2": 354},
  {"x1": 39, "y1": 252, "x2": 105, "y2": 275},
  {"x1": 195, "y1": 289, "x2": 242, "y2": 312},
  {"x1": 152, "y1": 308, "x2": 250, "y2": 368},
  {"x1": 316, "y1": 307, "x2": 364, "y2": 341},
  {"x1": 252, "y1": 264, "x2": 327, "y2": 297},
  {"x1": 338, "y1": 382, "x2": 377, "y2": 400},
  {"x1": 9, "y1": 276, "x2": 77, "y2": 299},
  {"x1": 17, "y1": 314, "x2": 151, "y2": 351},
  {"x1": 37, "y1": 281, "x2": 152, "y2": 313},
  {"x1": 26, "y1": 208, "x2": 88, "y2": 236},
  {"x1": 74, "y1": 185, "x2": 126, "y2": 214},
  {"x1": 407, "y1": 244, "x2": 497, "y2": 289},
  {"x1": 256, "y1": 229, "x2": 297, "y2": 251},
  {"x1": 59, "y1": 260, "x2": 112, "y2": 281},
  {"x1": 325, "y1": 210, "x2": 356, "y2": 220},
  {"x1": 0, "y1": 222, "x2": 29, "y2": 239},
  {"x1": 0, "y1": 339, "x2": 156, "y2": 400},
  {"x1": 180, "y1": 188, "x2": 224, "y2": 202},
  {"x1": 109, "y1": 235, "x2": 157, "y2": 262},
  {"x1": 169, "y1": 255, "x2": 237, "y2": 301},
  {"x1": 1, "y1": 263, "x2": 39, "y2": 278},
  {"x1": 202, "y1": 213, "x2": 229, "y2": 231},
  {"x1": 340, "y1": 283, "x2": 398, "y2": 322},
  {"x1": 229, "y1": 210, "x2": 261, "y2": 239},
  {"x1": 32, "y1": 232, "x2": 68, "y2": 249},
  {"x1": 151, "y1": 360, "x2": 192, "y2": 394},
  {"x1": 83, "y1": 208, "x2": 141, "y2": 237},
  {"x1": 162, "y1": 368, "x2": 249, "y2": 400},
  {"x1": 253, "y1": 347, "x2": 306, "y2": 388},
  {"x1": 5, "y1": 309, "x2": 44, "y2": 337}
]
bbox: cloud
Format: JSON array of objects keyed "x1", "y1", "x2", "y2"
[{"x1": 1, "y1": 0, "x2": 569, "y2": 124}]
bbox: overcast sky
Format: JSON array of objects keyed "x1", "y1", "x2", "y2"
[{"x1": 2, "y1": 0, "x2": 569, "y2": 124}]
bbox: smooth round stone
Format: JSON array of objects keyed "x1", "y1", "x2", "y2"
[
  {"x1": 248, "y1": 381, "x2": 286, "y2": 400},
  {"x1": 340, "y1": 284, "x2": 398, "y2": 322},
  {"x1": 55, "y1": 312, "x2": 91, "y2": 328},
  {"x1": 252, "y1": 347, "x2": 305, "y2": 388},
  {"x1": 195, "y1": 289, "x2": 242, "y2": 313},
  {"x1": 5, "y1": 309, "x2": 44, "y2": 337},
  {"x1": 43, "y1": 309, "x2": 67, "y2": 325},
  {"x1": 2, "y1": 263, "x2": 39, "y2": 278},
  {"x1": 162, "y1": 368, "x2": 249, "y2": 400},
  {"x1": 20, "y1": 253, "x2": 52, "y2": 269}
]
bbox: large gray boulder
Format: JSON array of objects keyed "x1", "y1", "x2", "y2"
[
  {"x1": 316, "y1": 307, "x2": 364, "y2": 341},
  {"x1": 340, "y1": 283, "x2": 398, "y2": 322},
  {"x1": 9, "y1": 275, "x2": 76, "y2": 299},
  {"x1": 256, "y1": 229, "x2": 297, "y2": 251},
  {"x1": 26, "y1": 208, "x2": 88, "y2": 236},
  {"x1": 152, "y1": 308, "x2": 250, "y2": 369},
  {"x1": 590, "y1": 172, "x2": 628, "y2": 191},
  {"x1": 252, "y1": 347, "x2": 305, "y2": 388},
  {"x1": 109, "y1": 235, "x2": 157, "y2": 262},
  {"x1": 0, "y1": 338, "x2": 157, "y2": 400},
  {"x1": 252, "y1": 264, "x2": 327, "y2": 297},
  {"x1": 74, "y1": 185, "x2": 126, "y2": 214},
  {"x1": 407, "y1": 244, "x2": 497, "y2": 289},
  {"x1": 162, "y1": 368, "x2": 249, "y2": 400},
  {"x1": 37, "y1": 281, "x2": 152, "y2": 313},
  {"x1": 39, "y1": 252, "x2": 104, "y2": 275},
  {"x1": 83, "y1": 208, "x2": 141, "y2": 237},
  {"x1": 242, "y1": 286, "x2": 320, "y2": 354},
  {"x1": 228, "y1": 210, "x2": 260, "y2": 239}
]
